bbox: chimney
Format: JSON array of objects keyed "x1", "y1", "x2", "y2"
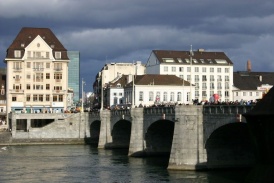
[{"x1": 247, "y1": 59, "x2": 251, "y2": 72}]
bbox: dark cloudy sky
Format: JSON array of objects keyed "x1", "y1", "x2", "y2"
[{"x1": 1, "y1": 0, "x2": 274, "y2": 92}]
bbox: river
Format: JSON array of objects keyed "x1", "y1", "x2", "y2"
[{"x1": 0, "y1": 145, "x2": 250, "y2": 183}]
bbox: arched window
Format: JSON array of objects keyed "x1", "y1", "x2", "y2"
[
  {"x1": 163, "y1": 92, "x2": 167, "y2": 101},
  {"x1": 177, "y1": 92, "x2": 181, "y2": 101},
  {"x1": 170, "y1": 92, "x2": 174, "y2": 101}
]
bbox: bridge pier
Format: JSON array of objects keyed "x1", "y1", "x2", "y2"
[
  {"x1": 98, "y1": 110, "x2": 112, "y2": 148},
  {"x1": 168, "y1": 105, "x2": 207, "y2": 170},
  {"x1": 128, "y1": 108, "x2": 145, "y2": 156}
]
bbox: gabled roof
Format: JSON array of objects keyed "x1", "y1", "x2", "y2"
[
  {"x1": 125, "y1": 74, "x2": 191, "y2": 87},
  {"x1": 5, "y1": 27, "x2": 69, "y2": 60},
  {"x1": 233, "y1": 71, "x2": 274, "y2": 90},
  {"x1": 151, "y1": 50, "x2": 233, "y2": 65}
]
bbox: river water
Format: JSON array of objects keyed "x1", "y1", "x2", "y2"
[{"x1": 0, "y1": 145, "x2": 250, "y2": 183}]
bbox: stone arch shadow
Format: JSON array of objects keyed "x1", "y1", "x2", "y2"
[
  {"x1": 205, "y1": 122, "x2": 255, "y2": 169},
  {"x1": 85, "y1": 120, "x2": 101, "y2": 145},
  {"x1": 144, "y1": 119, "x2": 175, "y2": 156},
  {"x1": 108, "y1": 119, "x2": 132, "y2": 149}
]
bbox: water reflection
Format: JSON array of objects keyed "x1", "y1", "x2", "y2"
[{"x1": 0, "y1": 145, "x2": 251, "y2": 183}]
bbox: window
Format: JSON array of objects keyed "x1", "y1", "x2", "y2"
[
  {"x1": 113, "y1": 92, "x2": 117, "y2": 96},
  {"x1": 256, "y1": 92, "x2": 259, "y2": 96},
  {"x1": 210, "y1": 75, "x2": 214, "y2": 81},
  {"x1": 12, "y1": 96, "x2": 17, "y2": 101},
  {"x1": 14, "y1": 50, "x2": 21, "y2": 58},
  {"x1": 195, "y1": 67, "x2": 199, "y2": 72},
  {"x1": 202, "y1": 83, "x2": 207, "y2": 90},
  {"x1": 195, "y1": 91, "x2": 199, "y2": 97},
  {"x1": 46, "y1": 84, "x2": 50, "y2": 90},
  {"x1": 187, "y1": 67, "x2": 191, "y2": 72},
  {"x1": 177, "y1": 92, "x2": 181, "y2": 101},
  {"x1": 156, "y1": 92, "x2": 160, "y2": 102},
  {"x1": 163, "y1": 92, "x2": 167, "y2": 101},
  {"x1": 243, "y1": 92, "x2": 246, "y2": 96},
  {"x1": 195, "y1": 75, "x2": 199, "y2": 82},
  {"x1": 46, "y1": 73, "x2": 50, "y2": 79},
  {"x1": 33, "y1": 95, "x2": 38, "y2": 101},
  {"x1": 139, "y1": 91, "x2": 143, "y2": 101},
  {"x1": 54, "y1": 63, "x2": 62, "y2": 70},
  {"x1": 202, "y1": 91, "x2": 207, "y2": 97},
  {"x1": 27, "y1": 62, "x2": 31, "y2": 68},
  {"x1": 225, "y1": 68, "x2": 229, "y2": 73},
  {"x1": 210, "y1": 68, "x2": 214, "y2": 72},
  {"x1": 225, "y1": 82, "x2": 229, "y2": 89},
  {"x1": 187, "y1": 75, "x2": 191, "y2": 82},
  {"x1": 236, "y1": 92, "x2": 238, "y2": 96},
  {"x1": 13, "y1": 62, "x2": 21, "y2": 70},
  {"x1": 202, "y1": 67, "x2": 206, "y2": 72},
  {"x1": 170, "y1": 92, "x2": 174, "y2": 101},
  {"x1": 53, "y1": 95, "x2": 58, "y2": 102},
  {"x1": 225, "y1": 76, "x2": 229, "y2": 81},
  {"x1": 119, "y1": 93, "x2": 123, "y2": 96},
  {"x1": 250, "y1": 92, "x2": 252, "y2": 96},
  {"x1": 172, "y1": 67, "x2": 176, "y2": 72},
  {"x1": 164, "y1": 66, "x2": 168, "y2": 72},
  {"x1": 46, "y1": 63, "x2": 50, "y2": 68},
  {"x1": 39, "y1": 95, "x2": 43, "y2": 102},
  {"x1": 26, "y1": 84, "x2": 30, "y2": 90},
  {"x1": 54, "y1": 73, "x2": 62, "y2": 80},
  {"x1": 217, "y1": 75, "x2": 222, "y2": 81},
  {"x1": 55, "y1": 52, "x2": 61, "y2": 59},
  {"x1": 149, "y1": 91, "x2": 154, "y2": 101},
  {"x1": 210, "y1": 83, "x2": 214, "y2": 89},
  {"x1": 225, "y1": 91, "x2": 229, "y2": 97},
  {"x1": 46, "y1": 95, "x2": 50, "y2": 101},
  {"x1": 26, "y1": 95, "x2": 30, "y2": 101},
  {"x1": 217, "y1": 83, "x2": 222, "y2": 89},
  {"x1": 179, "y1": 67, "x2": 184, "y2": 72},
  {"x1": 58, "y1": 95, "x2": 63, "y2": 102},
  {"x1": 54, "y1": 86, "x2": 62, "y2": 91},
  {"x1": 202, "y1": 75, "x2": 207, "y2": 81},
  {"x1": 0, "y1": 85, "x2": 5, "y2": 95},
  {"x1": 26, "y1": 74, "x2": 31, "y2": 79},
  {"x1": 217, "y1": 68, "x2": 221, "y2": 73}
]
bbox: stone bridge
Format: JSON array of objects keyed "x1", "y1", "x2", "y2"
[{"x1": 87, "y1": 105, "x2": 255, "y2": 170}]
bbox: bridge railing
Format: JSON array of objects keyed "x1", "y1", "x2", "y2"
[
  {"x1": 203, "y1": 105, "x2": 255, "y2": 114},
  {"x1": 144, "y1": 107, "x2": 175, "y2": 115},
  {"x1": 111, "y1": 109, "x2": 131, "y2": 116}
]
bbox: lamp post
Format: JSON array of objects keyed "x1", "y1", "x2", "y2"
[
  {"x1": 189, "y1": 45, "x2": 194, "y2": 104},
  {"x1": 81, "y1": 78, "x2": 85, "y2": 112}
]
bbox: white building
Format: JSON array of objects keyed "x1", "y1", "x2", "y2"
[
  {"x1": 4, "y1": 27, "x2": 70, "y2": 113},
  {"x1": 124, "y1": 74, "x2": 193, "y2": 107},
  {"x1": 93, "y1": 61, "x2": 146, "y2": 109},
  {"x1": 146, "y1": 49, "x2": 234, "y2": 102}
]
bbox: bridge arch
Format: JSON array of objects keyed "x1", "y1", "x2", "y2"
[
  {"x1": 144, "y1": 119, "x2": 174, "y2": 156},
  {"x1": 108, "y1": 119, "x2": 131, "y2": 149},
  {"x1": 205, "y1": 122, "x2": 255, "y2": 169}
]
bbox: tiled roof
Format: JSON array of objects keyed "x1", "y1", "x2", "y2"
[
  {"x1": 124, "y1": 74, "x2": 191, "y2": 87},
  {"x1": 233, "y1": 72, "x2": 274, "y2": 90},
  {"x1": 151, "y1": 50, "x2": 233, "y2": 65},
  {"x1": 6, "y1": 27, "x2": 69, "y2": 60}
]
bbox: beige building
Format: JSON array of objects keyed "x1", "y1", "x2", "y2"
[{"x1": 4, "y1": 27, "x2": 70, "y2": 113}]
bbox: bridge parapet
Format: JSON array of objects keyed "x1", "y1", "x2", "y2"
[
  {"x1": 111, "y1": 109, "x2": 131, "y2": 116},
  {"x1": 144, "y1": 107, "x2": 175, "y2": 115},
  {"x1": 203, "y1": 105, "x2": 254, "y2": 114}
]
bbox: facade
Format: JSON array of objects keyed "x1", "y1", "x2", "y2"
[
  {"x1": 233, "y1": 71, "x2": 274, "y2": 102},
  {"x1": 4, "y1": 27, "x2": 70, "y2": 113},
  {"x1": 93, "y1": 61, "x2": 146, "y2": 108},
  {"x1": 146, "y1": 49, "x2": 234, "y2": 102},
  {"x1": 0, "y1": 68, "x2": 7, "y2": 125},
  {"x1": 124, "y1": 74, "x2": 192, "y2": 107},
  {"x1": 67, "y1": 51, "x2": 80, "y2": 103}
]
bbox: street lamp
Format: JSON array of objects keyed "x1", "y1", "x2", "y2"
[
  {"x1": 189, "y1": 45, "x2": 194, "y2": 104},
  {"x1": 81, "y1": 78, "x2": 85, "y2": 112}
]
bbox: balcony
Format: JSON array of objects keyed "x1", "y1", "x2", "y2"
[
  {"x1": 33, "y1": 68, "x2": 44, "y2": 71},
  {"x1": 52, "y1": 90, "x2": 66, "y2": 94},
  {"x1": 9, "y1": 89, "x2": 24, "y2": 93}
]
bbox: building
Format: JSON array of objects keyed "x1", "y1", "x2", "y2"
[
  {"x1": 93, "y1": 61, "x2": 146, "y2": 109},
  {"x1": 233, "y1": 71, "x2": 274, "y2": 102},
  {"x1": 0, "y1": 68, "x2": 7, "y2": 126},
  {"x1": 4, "y1": 27, "x2": 70, "y2": 113},
  {"x1": 145, "y1": 49, "x2": 234, "y2": 102},
  {"x1": 124, "y1": 74, "x2": 192, "y2": 107},
  {"x1": 67, "y1": 51, "x2": 80, "y2": 103}
]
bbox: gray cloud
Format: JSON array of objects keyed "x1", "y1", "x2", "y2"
[{"x1": 0, "y1": 0, "x2": 274, "y2": 91}]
